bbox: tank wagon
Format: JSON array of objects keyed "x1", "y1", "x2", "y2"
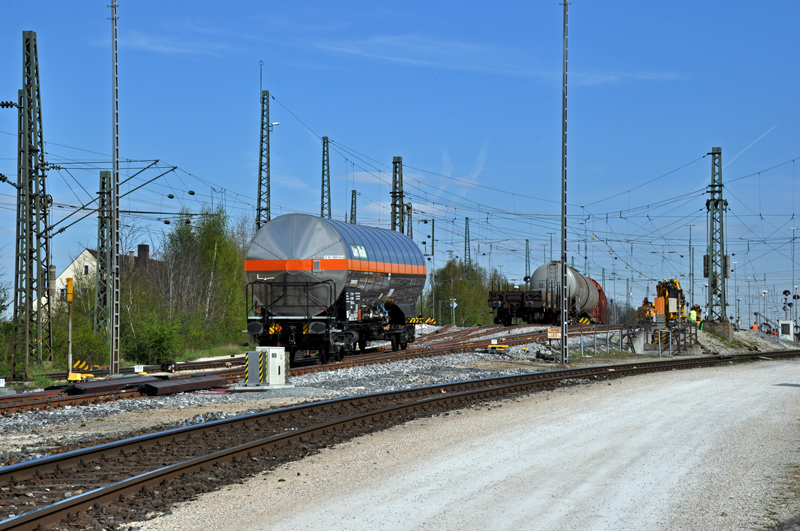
[
  {"x1": 245, "y1": 214, "x2": 427, "y2": 363},
  {"x1": 488, "y1": 261, "x2": 608, "y2": 326}
]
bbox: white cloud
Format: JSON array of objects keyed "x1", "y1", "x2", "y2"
[
  {"x1": 276, "y1": 175, "x2": 314, "y2": 193},
  {"x1": 468, "y1": 145, "x2": 488, "y2": 182},
  {"x1": 574, "y1": 70, "x2": 684, "y2": 87},
  {"x1": 440, "y1": 151, "x2": 454, "y2": 178},
  {"x1": 306, "y1": 34, "x2": 546, "y2": 78},
  {"x1": 118, "y1": 30, "x2": 242, "y2": 57}
]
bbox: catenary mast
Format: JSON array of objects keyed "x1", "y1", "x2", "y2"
[{"x1": 13, "y1": 31, "x2": 53, "y2": 378}]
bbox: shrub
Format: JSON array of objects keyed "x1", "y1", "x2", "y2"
[{"x1": 125, "y1": 321, "x2": 182, "y2": 365}]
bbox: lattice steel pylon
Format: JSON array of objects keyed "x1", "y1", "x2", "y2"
[
  {"x1": 525, "y1": 239, "x2": 530, "y2": 280},
  {"x1": 350, "y1": 190, "x2": 357, "y2": 224},
  {"x1": 256, "y1": 90, "x2": 271, "y2": 229},
  {"x1": 321, "y1": 136, "x2": 331, "y2": 218},
  {"x1": 705, "y1": 147, "x2": 728, "y2": 321},
  {"x1": 12, "y1": 31, "x2": 53, "y2": 378},
  {"x1": 390, "y1": 156, "x2": 404, "y2": 232},
  {"x1": 464, "y1": 217, "x2": 471, "y2": 268},
  {"x1": 95, "y1": 170, "x2": 111, "y2": 331},
  {"x1": 405, "y1": 204, "x2": 413, "y2": 239}
]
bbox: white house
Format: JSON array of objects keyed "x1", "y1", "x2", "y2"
[
  {"x1": 54, "y1": 248, "x2": 98, "y2": 301},
  {"x1": 53, "y1": 244, "x2": 155, "y2": 301}
]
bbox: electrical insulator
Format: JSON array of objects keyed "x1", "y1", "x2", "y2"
[
  {"x1": 0, "y1": 101, "x2": 15, "y2": 108},
  {"x1": 722, "y1": 255, "x2": 731, "y2": 278},
  {"x1": 703, "y1": 255, "x2": 709, "y2": 278}
]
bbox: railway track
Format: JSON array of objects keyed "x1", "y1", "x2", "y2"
[
  {"x1": 0, "y1": 323, "x2": 654, "y2": 416},
  {"x1": 1, "y1": 350, "x2": 798, "y2": 530},
  {"x1": 288, "y1": 323, "x2": 633, "y2": 376}
]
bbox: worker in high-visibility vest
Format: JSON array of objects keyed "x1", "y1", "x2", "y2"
[{"x1": 751, "y1": 322, "x2": 758, "y2": 330}]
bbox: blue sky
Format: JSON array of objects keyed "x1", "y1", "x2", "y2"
[{"x1": 1, "y1": 1, "x2": 799, "y2": 323}]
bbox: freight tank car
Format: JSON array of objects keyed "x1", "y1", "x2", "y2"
[
  {"x1": 488, "y1": 261, "x2": 608, "y2": 326},
  {"x1": 245, "y1": 214, "x2": 427, "y2": 363}
]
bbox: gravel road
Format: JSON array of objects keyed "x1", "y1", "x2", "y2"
[{"x1": 126, "y1": 358, "x2": 800, "y2": 531}]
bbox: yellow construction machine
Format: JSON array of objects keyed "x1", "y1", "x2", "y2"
[
  {"x1": 636, "y1": 297, "x2": 656, "y2": 323},
  {"x1": 655, "y1": 279, "x2": 690, "y2": 322}
]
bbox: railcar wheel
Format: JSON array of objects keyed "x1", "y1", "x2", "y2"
[{"x1": 390, "y1": 336, "x2": 399, "y2": 352}]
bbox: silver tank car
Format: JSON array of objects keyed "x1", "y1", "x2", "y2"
[
  {"x1": 245, "y1": 213, "x2": 427, "y2": 317},
  {"x1": 529, "y1": 261, "x2": 600, "y2": 315}
]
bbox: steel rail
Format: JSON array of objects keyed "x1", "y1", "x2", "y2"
[
  {"x1": 1, "y1": 355, "x2": 725, "y2": 485},
  {"x1": 0, "y1": 389, "x2": 146, "y2": 416},
  {"x1": 37, "y1": 323, "x2": 625, "y2": 380},
  {"x1": 3, "y1": 351, "x2": 799, "y2": 530}
]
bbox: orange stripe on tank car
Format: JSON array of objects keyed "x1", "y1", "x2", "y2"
[
  {"x1": 246, "y1": 258, "x2": 426, "y2": 276},
  {"x1": 245, "y1": 258, "x2": 350, "y2": 272},
  {"x1": 347, "y1": 260, "x2": 426, "y2": 276},
  {"x1": 245, "y1": 259, "x2": 287, "y2": 271}
]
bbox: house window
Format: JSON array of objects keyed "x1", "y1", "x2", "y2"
[
  {"x1": 59, "y1": 288, "x2": 67, "y2": 300},
  {"x1": 83, "y1": 265, "x2": 89, "y2": 275}
]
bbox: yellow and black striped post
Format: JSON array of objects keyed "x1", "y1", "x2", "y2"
[
  {"x1": 655, "y1": 330, "x2": 671, "y2": 344},
  {"x1": 259, "y1": 350, "x2": 266, "y2": 383}
]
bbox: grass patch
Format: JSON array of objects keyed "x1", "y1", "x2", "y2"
[
  {"x1": 171, "y1": 343, "x2": 246, "y2": 362},
  {"x1": 117, "y1": 343, "x2": 245, "y2": 367},
  {"x1": 702, "y1": 327, "x2": 762, "y2": 351},
  {"x1": 31, "y1": 372, "x2": 56, "y2": 389},
  {"x1": 758, "y1": 463, "x2": 800, "y2": 529}
]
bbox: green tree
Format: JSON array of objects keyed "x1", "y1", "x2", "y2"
[
  {"x1": 608, "y1": 299, "x2": 637, "y2": 325},
  {"x1": 425, "y1": 258, "x2": 504, "y2": 326},
  {"x1": 0, "y1": 266, "x2": 11, "y2": 366},
  {"x1": 150, "y1": 206, "x2": 246, "y2": 353},
  {"x1": 49, "y1": 270, "x2": 108, "y2": 369},
  {"x1": 0, "y1": 266, "x2": 10, "y2": 322}
]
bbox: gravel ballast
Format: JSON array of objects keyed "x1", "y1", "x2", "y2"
[
  {"x1": 125, "y1": 358, "x2": 800, "y2": 531},
  {"x1": 2, "y1": 327, "x2": 799, "y2": 529}
]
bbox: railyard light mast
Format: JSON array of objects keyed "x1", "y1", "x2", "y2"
[
  {"x1": 256, "y1": 59, "x2": 278, "y2": 229},
  {"x1": 110, "y1": 2, "x2": 121, "y2": 374},
  {"x1": 791, "y1": 227, "x2": 798, "y2": 325},
  {"x1": 559, "y1": 1, "x2": 570, "y2": 363}
]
